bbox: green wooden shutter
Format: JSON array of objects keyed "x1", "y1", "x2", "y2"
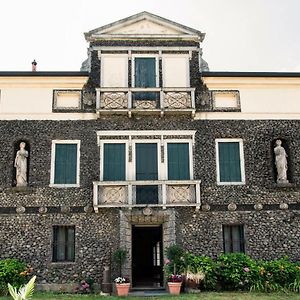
[
  {"x1": 54, "y1": 144, "x2": 77, "y2": 184},
  {"x1": 167, "y1": 143, "x2": 190, "y2": 180},
  {"x1": 136, "y1": 143, "x2": 158, "y2": 180},
  {"x1": 135, "y1": 58, "x2": 156, "y2": 88},
  {"x1": 103, "y1": 143, "x2": 125, "y2": 181},
  {"x1": 218, "y1": 142, "x2": 241, "y2": 182}
]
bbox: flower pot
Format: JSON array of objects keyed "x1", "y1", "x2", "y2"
[
  {"x1": 115, "y1": 283, "x2": 130, "y2": 296},
  {"x1": 168, "y1": 282, "x2": 182, "y2": 295}
]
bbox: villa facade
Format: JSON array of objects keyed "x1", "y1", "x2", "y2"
[{"x1": 0, "y1": 12, "x2": 300, "y2": 289}]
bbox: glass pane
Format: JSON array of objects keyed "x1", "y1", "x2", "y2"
[
  {"x1": 103, "y1": 143, "x2": 126, "y2": 181},
  {"x1": 136, "y1": 144, "x2": 158, "y2": 180},
  {"x1": 135, "y1": 58, "x2": 156, "y2": 88},
  {"x1": 219, "y1": 142, "x2": 241, "y2": 182},
  {"x1": 168, "y1": 143, "x2": 190, "y2": 180},
  {"x1": 136, "y1": 185, "x2": 158, "y2": 204},
  {"x1": 54, "y1": 144, "x2": 77, "y2": 184}
]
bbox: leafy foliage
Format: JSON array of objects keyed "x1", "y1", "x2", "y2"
[
  {"x1": 112, "y1": 248, "x2": 128, "y2": 277},
  {"x1": 8, "y1": 275, "x2": 36, "y2": 300},
  {"x1": 0, "y1": 259, "x2": 32, "y2": 296}
]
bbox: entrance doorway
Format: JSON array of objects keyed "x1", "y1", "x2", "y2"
[{"x1": 132, "y1": 225, "x2": 163, "y2": 288}]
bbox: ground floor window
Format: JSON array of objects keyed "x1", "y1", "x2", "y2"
[
  {"x1": 52, "y1": 226, "x2": 75, "y2": 262},
  {"x1": 222, "y1": 224, "x2": 245, "y2": 253}
]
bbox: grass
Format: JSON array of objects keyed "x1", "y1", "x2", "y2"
[{"x1": 1, "y1": 292, "x2": 300, "y2": 300}]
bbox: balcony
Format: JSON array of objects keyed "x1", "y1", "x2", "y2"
[
  {"x1": 93, "y1": 180, "x2": 201, "y2": 212},
  {"x1": 95, "y1": 87, "x2": 195, "y2": 117}
]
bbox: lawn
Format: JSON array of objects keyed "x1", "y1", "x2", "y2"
[{"x1": 1, "y1": 292, "x2": 300, "y2": 300}]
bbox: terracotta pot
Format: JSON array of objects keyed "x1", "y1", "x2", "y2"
[
  {"x1": 115, "y1": 283, "x2": 130, "y2": 296},
  {"x1": 168, "y1": 282, "x2": 182, "y2": 295}
]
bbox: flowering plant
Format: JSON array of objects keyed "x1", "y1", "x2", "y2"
[
  {"x1": 74, "y1": 279, "x2": 92, "y2": 294},
  {"x1": 168, "y1": 274, "x2": 183, "y2": 283},
  {"x1": 114, "y1": 277, "x2": 130, "y2": 284}
]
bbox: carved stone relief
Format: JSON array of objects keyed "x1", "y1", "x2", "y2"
[
  {"x1": 101, "y1": 92, "x2": 128, "y2": 109},
  {"x1": 100, "y1": 186, "x2": 127, "y2": 204},
  {"x1": 167, "y1": 185, "x2": 193, "y2": 203},
  {"x1": 164, "y1": 92, "x2": 191, "y2": 109}
]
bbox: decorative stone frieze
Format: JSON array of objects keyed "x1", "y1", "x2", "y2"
[
  {"x1": 167, "y1": 185, "x2": 193, "y2": 203},
  {"x1": 16, "y1": 206, "x2": 25, "y2": 214},
  {"x1": 133, "y1": 100, "x2": 157, "y2": 109},
  {"x1": 101, "y1": 92, "x2": 127, "y2": 109},
  {"x1": 164, "y1": 92, "x2": 191, "y2": 108},
  {"x1": 254, "y1": 203, "x2": 263, "y2": 211},
  {"x1": 201, "y1": 204, "x2": 211, "y2": 211},
  {"x1": 100, "y1": 186, "x2": 127, "y2": 204},
  {"x1": 227, "y1": 203, "x2": 237, "y2": 211},
  {"x1": 279, "y1": 203, "x2": 289, "y2": 210},
  {"x1": 38, "y1": 206, "x2": 47, "y2": 214}
]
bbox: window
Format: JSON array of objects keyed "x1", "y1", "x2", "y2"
[
  {"x1": 223, "y1": 225, "x2": 245, "y2": 253},
  {"x1": 216, "y1": 139, "x2": 245, "y2": 185},
  {"x1": 167, "y1": 143, "x2": 190, "y2": 180},
  {"x1": 103, "y1": 143, "x2": 126, "y2": 181},
  {"x1": 50, "y1": 140, "x2": 80, "y2": 187},
  {"x1": 52, "y1": 226, "x2": 75, "y2": 262},
  {"x1": 132, "y1": 55, "x2": 159, "y2": 102}
]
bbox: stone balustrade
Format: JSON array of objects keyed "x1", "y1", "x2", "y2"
[
  {"x1": 93, "y1": 180, "x2": 201, "y2": 212},
  {"x1": 96, "y1": 87, "x2": 195, "y2": 117}
]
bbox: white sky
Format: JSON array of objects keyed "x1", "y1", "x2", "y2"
[{"x1": 0, "y1": 0, "x2": 299, "y2": 72}]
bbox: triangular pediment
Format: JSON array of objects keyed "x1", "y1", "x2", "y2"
[{"x1": 85, "y1": 11, "x2": 205, "y2": 42}]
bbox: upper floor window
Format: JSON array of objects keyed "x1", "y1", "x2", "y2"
[
  {"x1": 223, "y1": 224, "x2": 245, "y2": 253},
  {"x1": 50, "y1": 140, "x2": 80, "y2": 187},
  {"x1": 52, "y1": 226, "x2": 75, "y2": 262},
  {"x1": 215, "y1": 139, "x2": 245, "y2": 185},
  {"x1": 98, "y1": 131, "x2": 195, "y2": 182}
]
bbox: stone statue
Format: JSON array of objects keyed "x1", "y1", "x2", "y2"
[
  {"x1": 14, "y1": 142, "x2": 28, "y2": 187},
  {"x1": 274, "y1": 139, "x2": 288, "y2": 183}
]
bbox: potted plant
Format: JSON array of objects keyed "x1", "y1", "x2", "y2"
[
  {"x1": 112, "y1": 248, "x2": 130, "y2": 296},
  {"x1": 165, "y1": 244, "x2": 184, "y2": 295},
  {"x1": 167, "y1": 274, "x2": 183, "y2": 295}
]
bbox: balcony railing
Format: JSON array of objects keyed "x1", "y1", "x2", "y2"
[
  {"x1": 93, "y1": 180, "x2": 201, "y2": 212},
  {"x1": 96, "y1": 87, "x2": 195, "y2": 117}
]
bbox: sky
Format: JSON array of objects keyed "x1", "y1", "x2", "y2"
[{"x1": 0, "y1": 0, "x2": 299, "y2": 72}]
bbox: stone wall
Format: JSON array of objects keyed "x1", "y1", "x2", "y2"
[
  {"x1": 0, "y1": 210, "x2": 119, "y2": 285},
  {"x1": 0, "y1": 117, "x2": 300, "y2": 284}
]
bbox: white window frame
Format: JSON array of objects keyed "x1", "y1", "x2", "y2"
[
  {"x1": 99, "y1": 140, "x2": 129, "y2": 181},
  {"x1": 215, "y1": 138, "x2": 245, "y2": 185},
  {"x1": 132, "y1": 139, "x2": 161, "y2": 180},
  {"x1": 164, "y1": 139, "x2": 193, "y2": 180},
  {"x1": 132, "y1": 54, "x2": 159, "y2": 88},
  {"x1": 50, "y1": 140, "x2": 81, "y2": 188}
]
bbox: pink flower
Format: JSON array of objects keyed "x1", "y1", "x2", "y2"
[
  {"x1": 243, "y1": 267, "x2": 250, "y2": 272},
  {"x1": 164, "y1": 259, "x2": 171, "y2": 265}
]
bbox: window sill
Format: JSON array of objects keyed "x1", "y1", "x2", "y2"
[
  {"x1": 217, "y1": 182, "x2": 245, "y2": 186},
  {"x1": 49, "y1": 184, "x2": 80, "y2": 188}
]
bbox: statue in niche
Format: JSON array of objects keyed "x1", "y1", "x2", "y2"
[
  {"x1": 274, "y1": 139, "x2": 288, "y2": 184},
  {"x1": 14, "y1": 142, "x2": 29, "y2": 187}
]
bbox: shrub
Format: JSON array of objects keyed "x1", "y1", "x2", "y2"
[
  {"x1": 216, "y1": 253, "x2": 258, "y2": 291},
  {"x1": 0, "y1": 259, "x2": 32, "y2": 295},
  {"x1": 183, "y1": 253, "x2": 217, "y2": 290},
  {"x1": 164, "y1": 244, "x2": 185, "y2": 276},
  {"x1": 252, "y1": 257, "x2": 298, "y2": 292}
]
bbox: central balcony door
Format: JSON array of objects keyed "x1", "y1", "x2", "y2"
[{"x1": 135, "y1": 143, "x2": 158, "y2": 204}]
